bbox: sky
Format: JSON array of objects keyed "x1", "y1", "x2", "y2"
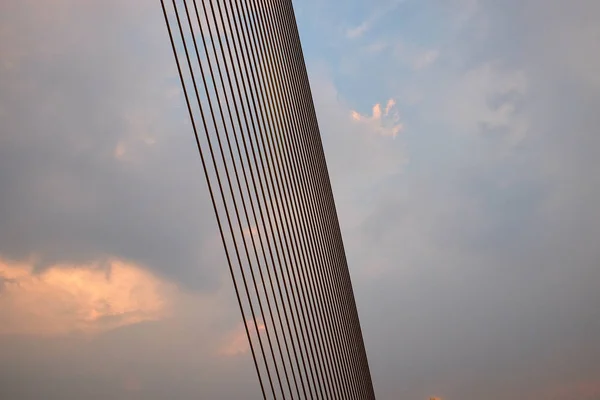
[{"x1": 1, "y1": 0, "x2": 599, "y2": 399}]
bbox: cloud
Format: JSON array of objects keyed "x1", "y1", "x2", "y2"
[
  {"x1": 413, "y1": 49, "x2": 439, "y2": 70},
  {"x1": 347, "y1": 21, "x2": 371, "y2": 39},
  {"x1": 0, "y1": 261, "x2": 255, "y2": 399},
  {"x1": 350, "y1": 98, "x2": 403, "y2": 138},
  {"x1": 303, "y1": 1, "x2": 600, "y2": 399},
  {"x1": 436, "y1": 63, "x2": 528, "y2": 143},
  {"x1": 2, "y1": 0, "x2": 600, "y2": 399},
  {"x1": 0, "y1": 257, "x2": 174, "y2": 336},
  {"x1": 0, "y1": 0, "x2": 224, "y2": 290},
  {"x1": 0, "y1": 2, "x2": 263, "y2": 395},
  {"x1": 384, "y1": 98, "x2": 396, "y2": 116},
  {"x1": 366, "y1": 41, "x2": 389, "y2": 54},
  {"x1": 219, "y1": 319, "x2": 266, "y2": 357},
  {"x1": 242, "y1": 226, "x2": 259, "y2": 239},
  {"x1": 346, "y1": 0, "x2": 405, "y2": 39}
]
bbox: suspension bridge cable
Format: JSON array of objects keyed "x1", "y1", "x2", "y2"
[
  {"x1": 225, "y1": 1, "x2": 315, "y2": 397},
  {"x1": 158, "y1": 1, "x2": 267, "y2": 398},
  {"x1": 281, "y1": 2, "x2": 376, "y2": 397},
  {"x1": 230, "y1": 1, "x2": 323, "y2": 396},
  {"x1": 160, "y1": 0, "x2": 376, "y2": 398},
  {"x1": 238, "y1": 2, "x2": 345, "y2": 398},
  {"x1": 248, "y1": 2, "x2": 357, "y2": 398}
]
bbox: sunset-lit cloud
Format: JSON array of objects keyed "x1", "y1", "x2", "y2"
[
  {"x1": 0, "y1": 257, "x2": 175, "y2": 336},
  {"x1": 350, "y1": 98, "x2": 403, "y2": 138},
  {"x1": 219, "y1": 319, "x2": 266, "y2": 357},
  {"x1": 384, "y1": 98, "x2": 396, "y2": 116},
  {"x1": 539, "y1": 378, "x2": 600, "y2": 400},
  {"x1": 242, "y1": 225, "x2": 259, "y2": 239}
]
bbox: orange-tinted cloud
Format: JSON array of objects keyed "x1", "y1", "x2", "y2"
[
  {"x1": 350, "y1": 98, "x2": 403, "y2": 138},
  {"x1": 218, "y1": 319, "x2": 266, "y2": 357},
  {"x1": 242, "y1": 225, "x2": 259, "y2": 239},
  {"x1": 539, "y1": 378, "x2": 600, "y2": 400},
  {"x1": 384, "y1": 98, "x2": 396, "y2": 116},
  {"x1": 0, "y1": 257, "x2": 175, "y2": 336}
]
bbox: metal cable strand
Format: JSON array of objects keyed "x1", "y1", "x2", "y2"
[
  {"x1": 158, "y1": 1, "x2": 267, "y2": 398},
  {"x1": 200, "y1": 0, "x2": 302, "y2": 396},
  {"x1": 230, "y1": 6, "x2": 327, "y2": 399},
  {"x1": 249, "y1": 2, "x2": 359, "y2": 398},
  {"x1": 270, "y1": 3, "x2": 370, "y2": 397},
  {"x1": 256, "y1": 1, "x2": 373, "y2": 397},
  {"x1": 218, "y1": 2, "x2": 316, "y2": 391},
  {"x1": 167, "y1": 0, "x2": 283, "y2": 397},
  {"x1": 281, "y1": 2, "x2": 377, "y2": 397},
  {"x1": 161, "y1": 0, "x2": 376, "y2": 398},
  {"x1": 230, "y1": 1, "x2": 324, "y2": 397},
  {"x1": 225, "y1": 0, "x2": 322, "y2": 396},
  {"x1": 241, "y1": 2, "x2": 348, "y2": 398},
  {"x1": 188, "y1": 0, "x2": 291, "y2": 396},
  {"x1": 276, "y1": 7, "x2": 370, "y2": 400},
  {"x1": 213, "y1": 1, "x2": 308, "y2": 396},
  {"x1": 238, "y1": 2, "x2": 360, "y2": 396},
  {"x1": 225, "y1": 1, "x2": 316, "y2": 397},
  {"x1": 253, "y1": 2, "x2": 365, "y2": 398},
  {"x1": 286, "y1": 14, "x2": 377, "y2": 398}
]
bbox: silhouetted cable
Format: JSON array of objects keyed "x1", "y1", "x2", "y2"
[
  {"x1": 237, "y1": 2, "x2": 356, "y2": 396},
  {"x1": 183, "y1": 0, "x2": 288, "y2": 396},
  {"x1": 236, "y1": 2, "x2": 342, "y2": 398},
  {"x1": 212, "y1": 2, "x2": 307, "y2": 397},
  {"x1": 280, "y1": 2, "x2": 376, "y2": 397},
  {"x1": 249, "y1": 2, "x2": 357, "y2": 398},
  {"x1": 251, "y1": 1, "x2": 373, "y2": 398},
  {"x1": 223, "y1": 1, "x2": 313, "y2": 397},
  {"x1": 160, "y1": 0, "x2": 376, "y2": 398},
  {"x1": 198, "y1": 0, "x2": 299, "y2": 396},
  {"x1": 257, "y1": 3, "x2": 369, "y2": 399},
  {"x1": 170, "y1": 3, "x2": 287, "y2": 394},
  {"x1": 229, "y1": 1, "x2": 320, "y2": 397},
  {"x1": 263, "y1": 2, "x2": 370, "y2": 398},
  {"x1": 276, "y1": 4, "x2": 370, "y2": 398},
  {"x1": 248, "y1": 1, "x2": 357, "y2": 398},
  {"x1": 270, "y1": 3, "x2": 368, "y2": 396},
  {"x1": 158, "y1": 1, "x2": 267, "y2": 398}
]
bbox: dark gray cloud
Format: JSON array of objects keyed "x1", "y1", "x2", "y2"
[{"x1": 0, "y1": 0, "x2": 224, "y2": 289}]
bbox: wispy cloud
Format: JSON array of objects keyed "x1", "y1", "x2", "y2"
[
  {"x1": 219, "y1": 319, "x2": 266, "y2": 357},
  {"x1": 384, "y1": 98, "x2": 396, "y2": 116},
  {"x1": 346, "y1": 0, "x2": 405, "y2": 39},
  {"x1": 350, "y1": 98, "x2": 403, "y2": 138},
  {"x1": 413, "y1": 49, "x2": 440, "y2": 70}
]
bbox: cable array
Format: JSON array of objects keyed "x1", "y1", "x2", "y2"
[{"x1": 160, "y1": 1, "x2": 375, "y2": 398}]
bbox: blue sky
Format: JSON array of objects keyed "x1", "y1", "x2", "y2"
[{"x1": 1, "y1": 0, "x2": 600, "y2": 399}]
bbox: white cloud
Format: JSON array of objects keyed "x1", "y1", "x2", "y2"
[
  {"x1": 347, "y1": 21, "x2": 371, "y2": 39},
  {"x1": 413, "y1": 49, "x2": 440, "y2": 70},
  {"x1": 346, "y1": 0, "x2": 405, "y2": 39}
]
